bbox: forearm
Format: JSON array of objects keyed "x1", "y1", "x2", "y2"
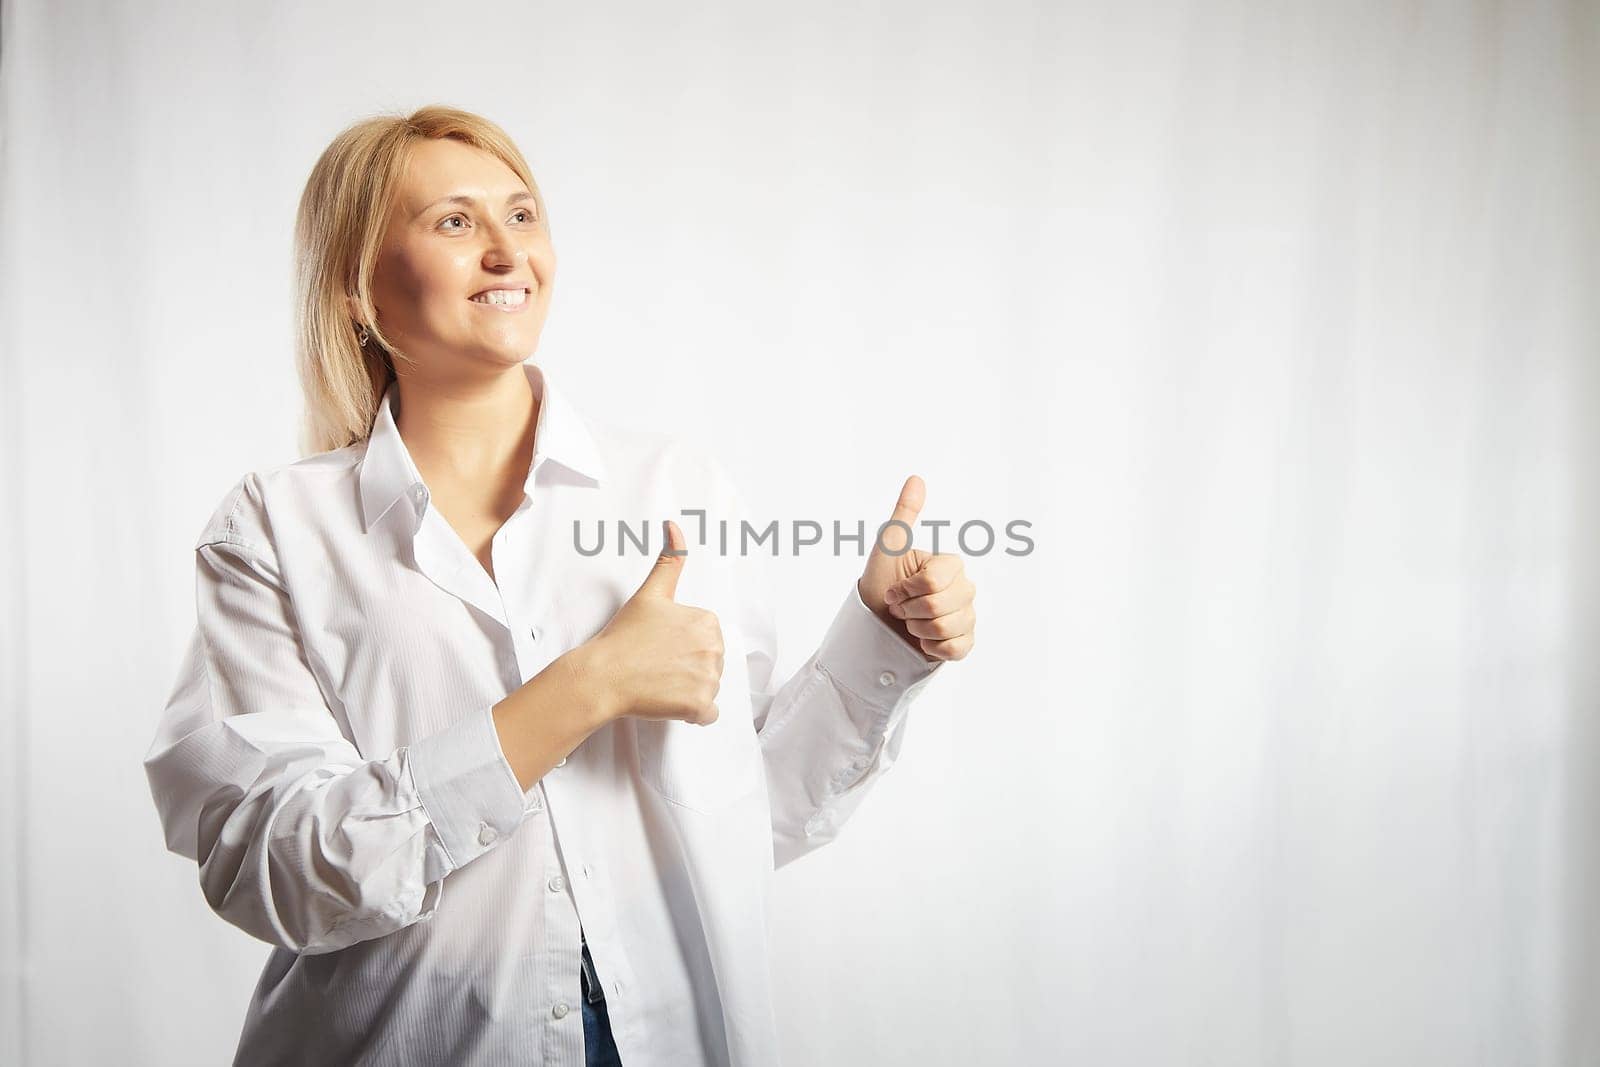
[
  {"x1": 759, "y1": 584, "x2": 942, "y2": 867},
  {"x1": 492, "y1": 648, "x2": 613, "y2": 792}
]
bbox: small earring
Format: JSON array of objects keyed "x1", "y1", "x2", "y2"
[{"x1": 356, "y1": 323, "x2": 370, "y2": 347}]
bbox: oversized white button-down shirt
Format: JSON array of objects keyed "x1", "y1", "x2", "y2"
[{"x1": 144, "y1": 360, "x2": 943, "y2": 1066}]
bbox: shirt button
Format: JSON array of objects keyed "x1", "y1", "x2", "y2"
[
  {"x1": 582, "y1": 863, "x2": 592, "y2": 879},
  {"x1": 555, "y1": 756, "x2": 567, "y2": 767},
  {"x1": 477, "y1": 824, "x2": 498, "y2": 846},
  {"x1": 878, "y1": 670, "x2": 896, "y2": 687},
  {"x1": 552, "y1": 1002, "x2": 570, "y2": 1019},
  {"x1": 548, "y1": 875, "x2": 565, "y2": 893},
  {"x1": 529, "y1": 625, "x2": 541, "y2": 641},
  {"x1": 411, "y1": 484, "x2": 426, "y2": 502}
]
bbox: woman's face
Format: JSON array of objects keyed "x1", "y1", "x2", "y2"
[{"x1": 362, "y1": 137, "x2": 555, "y2": 372}]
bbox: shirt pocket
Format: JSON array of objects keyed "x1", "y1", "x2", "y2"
[{"x1": 633, "y1": 625, "x2": 762, "y2": 814}]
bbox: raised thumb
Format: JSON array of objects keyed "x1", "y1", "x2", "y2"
[
  {"x1": 635, "y1": 518, "x2": 688, "y2": 600},
  {"x1": 872, "y1": 475, "x2": 926, "y2": 559}
]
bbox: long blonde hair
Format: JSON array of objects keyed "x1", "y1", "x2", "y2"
[{"x1": 292, "y1": 105, "x2": 549, "y2": 457}]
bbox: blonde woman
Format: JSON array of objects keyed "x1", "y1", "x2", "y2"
[{"x1": 144, "y1": 106, "x2": 977, "y2": 1067}]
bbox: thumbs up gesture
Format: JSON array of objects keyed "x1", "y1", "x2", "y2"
[
  {"x1": 857, "y1": 475, "x2": 977, "y2": 663},
  {"x1": 582, "y1": 519, "x2": 726, "y2": 726}
]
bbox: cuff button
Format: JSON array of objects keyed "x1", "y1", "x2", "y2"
[
  {"x1": 878, "y1": 670, "x2": 896, "y2": 687},
  {"x1": 477, "y1": 824, "x2": 498, "y2": 846}
]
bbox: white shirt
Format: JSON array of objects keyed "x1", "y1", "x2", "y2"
[{"x1": 144, "y1": 360, "x2": 943, "y2": 1067}]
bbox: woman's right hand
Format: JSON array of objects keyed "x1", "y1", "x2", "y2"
[
  {"x1": 493, "y1": 520, "x2": 723, "y2": 791},
  {"x1": 570, "y1": 519, "x2": 725, "y2": 727}
]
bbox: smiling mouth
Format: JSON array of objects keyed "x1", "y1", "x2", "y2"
[{"x1": 469, "y1": 287, "x2": 531, "y2": 307}]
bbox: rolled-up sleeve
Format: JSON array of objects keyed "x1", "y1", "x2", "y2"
[{"x1": 143, "y1": 476, "x2": 529, "y2": 955}]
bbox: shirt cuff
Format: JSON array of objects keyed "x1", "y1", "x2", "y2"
[
  {"x1": 816, "y1": 583, "x2": 944, "y2": 705},
  {"x1": 407, "y1": 707, "x2": 529, "y2": 872}
]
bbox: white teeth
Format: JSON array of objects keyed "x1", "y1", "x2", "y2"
[{"x1": 471, "y1": 288, "x2": 528, "y2": 306}]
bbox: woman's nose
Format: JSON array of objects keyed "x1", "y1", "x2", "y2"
[{"x1": 480, "y1": 222, "x2": 527, "y2": 266}]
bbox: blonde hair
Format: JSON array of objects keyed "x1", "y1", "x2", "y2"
[{"x1": 292, "y1": 105, "x2": 549, "y2": 456}]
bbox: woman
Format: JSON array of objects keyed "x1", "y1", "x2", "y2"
[{"x1": 144, "y1": 105, "x2": 977, "y2": 1067}]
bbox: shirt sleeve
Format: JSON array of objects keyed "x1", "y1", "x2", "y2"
[
  {"x1": 709, "y1": 460, "x2": 944, "y2": 869},
  {"x1": 143, "y1": 474, "x2": 533, "y2": 955}
]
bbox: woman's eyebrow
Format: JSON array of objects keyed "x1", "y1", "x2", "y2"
[{"x1": 414, "y1": 190, "x2": 537, "y2": 218}]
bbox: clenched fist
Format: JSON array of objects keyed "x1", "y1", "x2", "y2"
[
  {"x1": 857, "y1": 475, "x2": 978, "y2": 662},
  {"x1": 577, "y1": 519, "x2": 726, "y2": 726}
]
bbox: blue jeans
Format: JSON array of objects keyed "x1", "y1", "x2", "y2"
[{"x1": 581, "y1": 936, "x2": 623, "y2": 1067}]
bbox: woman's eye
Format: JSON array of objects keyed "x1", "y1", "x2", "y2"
[
  {"x1": 512, "y1": 209, "x2": 535, "y2": 224},
  {"x1": 440, "y1": 214, "x2": 467, "y2": 231}
]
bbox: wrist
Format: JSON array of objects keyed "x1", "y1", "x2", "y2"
[
  {"x1": 856, "y1": 577, "x2": 897, "y2": 630},
  {"x1": 553, "y1": 643, "x2": 618, "y2": 732}
]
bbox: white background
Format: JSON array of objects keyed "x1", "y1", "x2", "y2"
[{"x1": 2, "y1": 1, "x2": 1596, "y2": 1064}]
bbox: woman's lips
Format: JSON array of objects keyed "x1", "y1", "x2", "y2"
[{"x1": 468, "y1": 287, "x2": 532, "y2": 313}]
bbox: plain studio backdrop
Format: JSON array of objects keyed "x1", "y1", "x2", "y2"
[{"x1": 1, "y1": 1, "x2": 1597, "y2": 1064}]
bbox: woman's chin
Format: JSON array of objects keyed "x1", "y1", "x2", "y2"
[{"x1": 473, "y1": 328, "x2": 547, "y2": 364}]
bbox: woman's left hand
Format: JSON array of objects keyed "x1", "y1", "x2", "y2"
[{"x1": 857, "y1": 475, "x2": 977, "y2": 663}]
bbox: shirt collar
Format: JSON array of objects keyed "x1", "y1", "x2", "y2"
[{"x1": 358, "y1": 361, "x2": 607, "y2": 532}]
